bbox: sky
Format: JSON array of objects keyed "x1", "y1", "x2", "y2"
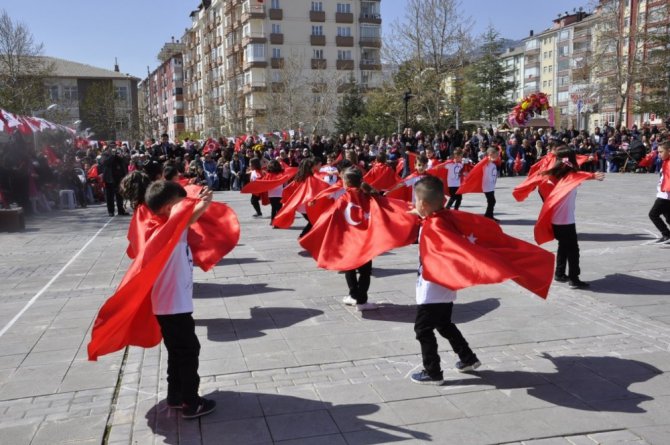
[{"x1": 2, "y1": 0, "x2": 588, "y2": 79}]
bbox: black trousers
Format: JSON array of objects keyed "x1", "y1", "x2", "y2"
[
  {"x1": 156, "y1": 313, "x2": 201, "y2": 407},
  {"x1": 553, "y1": 223, "x2": 580, "y2": 280},
  {"x1": 414, "y1": 303, "x2": 476, "y2": 379},
  {"x1": 484, "y1": 191, "x2": 496, "y2": 218},
  {"x1": 104, "y1": 182, "x2": 124, "y2": 215},
  {"x1": 446, "y1": 187, "x2": 462, "y2": 210},
  {"x1": 299, "y1": 213, "x2": 312, "y2": 238},
  {"x1": 270, "y1": 197, "x2": 282, "y2": 222},
  {"x1": 344, "y1": 260, "x2": 372, "y2": 304},
  {"x1": 649, "y1": 198, "x2": 670, "y2": 237},
  {"x1": 251, "y1": 194, "x2": 262, "y2": 215}
]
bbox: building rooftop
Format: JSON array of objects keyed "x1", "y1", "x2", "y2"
[{"x1": 36, "y1": 56, "x2": 140, "y2": 80}]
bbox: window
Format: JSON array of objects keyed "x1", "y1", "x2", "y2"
[
  {"x1": 548, "y1": 65, "x2": 553, "y2": 73},
  {"x1": 559, "y1": 45, "x2": 570, "y2": 56},
  {"x1": 246, "y1": 43, "x2": 265, "y2": 61},
  {"x1": 48, "y1": 85, "x2": 59, "y2": 101},
  {"x1": 313, "y1": 49, "x2": 324, "y2": 59},
  {"x1": 543, "y1": 66, "x2": 547, "y2": 73},
  {"x1": 337, "y1": 50, "x2": 352, "y2": 60},
  {"x1": 543, "y1": 80, "x2": 547, "y2": 87},
  {"x1": 548, "y1": 80, "x2": 552, "y2": 87},
  {"x1": 360, "y1": 24, "x2": 380, "y2": 38},
  {"x1": 311, "y1": 1, "x2": 323, "y2": 11},
  {"x1": 271, "y1": 0, "x2": 280, "y2": 8},
  {"x1": 557, "y1": 91, "x2": 569, "y2": 102},
  {"x1": 337, "y1": 26, "x2": 351, "y2": 36},
  {"x1": 271, "y1": 70, "x2": 281, "y2": 82},
  {"x1": 336, "y1": 3, "x2": 351, "y2": 13},
  {"x1": 525, "y1": 39, "x2": 539, "y2": 50},
  {"x1": 114, "y1": 86, "x2": 128, "y2": 102},
  {"x1": 244, "y1": 72, "x2": 252, "y2": 85},
  {"x1": 272, "y1": 23, "x2": 281, "y2": 33},
  {"x1": 272, "y1": 48, "x2": 281, "y2": 58},
  {"x1": 63, "y1": 86, "x2": 78, "y2": 101},
  {"x1": 559, "y1": 30, "x2": 570, "y2": 41},
  {"x1": 312, "y1": 25, "x2": 323, "y2": 35}
]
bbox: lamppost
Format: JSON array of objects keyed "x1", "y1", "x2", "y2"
[{"x1": 403, "y1": 90, "x2": 415, "y2": 131}]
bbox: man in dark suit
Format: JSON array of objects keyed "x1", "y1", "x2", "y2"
[
  {"x1": 100, "y1": 142, "x2": 128, "y2": 216},
  {"x1": 152, "y1": 133, "x2": 175, "y2": 161}
]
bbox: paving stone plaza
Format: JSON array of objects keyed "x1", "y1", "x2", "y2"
[{"x1": 1, "y1": 174, "x2": 669, "y2": 445}]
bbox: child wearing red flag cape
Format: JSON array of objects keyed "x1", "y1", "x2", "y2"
[
  {"x1": 648, "y1": 141, "x2": 670, "y2": 244},
  {"x1": 534, "y1": 146, "x2": 605, "y2": 289},
  {"x1": 248, "y1": 158, "x2": 265, "y2": 217},
  {"x1": 385, "y1": 155, "x2": 429, "y2": 203},
  {"x1": 363, "y1": 153, "x2": 401, "y2": 191},
  {"x1": 445, "y1": 148, "x2": 465, "y2": 210},
  {"x1": 456, "y1": 147, "x2": 500, "y2": 221}
]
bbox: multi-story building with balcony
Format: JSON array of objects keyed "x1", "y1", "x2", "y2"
[
  {"x1": 500, "y1": 44, "x2": 525, "y2": 104},
  {"x1": 139, "y1": 39, "x2": 186, "y2": 139},
  {"x1": 181, "y1": 0, "x2": 383, "y2": 136}
]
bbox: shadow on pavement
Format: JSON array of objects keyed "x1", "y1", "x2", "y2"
[
  {"x1": 195, "y1": 306, "x2": 324, "y2": 341},
  {"x1": 371, "y1": 267, "x2": 416, "y2": 278},
  {"x1": 578, "y1": 232, "x2": 652, "y2": 242},
  {"x1": 145, "y1": 390, "x2": 431, "y2": 444},
  {"x1": 216, "y1": 257, "x2": 270, "y2": 266},
  {"x1": 193, "y1": 282, "x2": 292, "y2": 298},
  {"x1": 500, "y1": 219, "x2": 537, "y2": 226},
  {"x1": 362, "y1": 298, "x2": 500, "y2": 324},
  {"x1": 588, "y1": 274, "x2": 669, "y2": 295},
  {"x1": 456, "y1": 354, "x2": 661, "y2": 413}
]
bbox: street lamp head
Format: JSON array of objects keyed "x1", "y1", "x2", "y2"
[{"x1": 46, "y1": 104, "x2": 58, "y2": 111}]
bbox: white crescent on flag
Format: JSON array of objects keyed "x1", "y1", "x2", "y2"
[{"x1": 343, "y1": 202, "x2": 370, "y2": 226}]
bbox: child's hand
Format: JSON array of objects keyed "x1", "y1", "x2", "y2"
[
  {"x1": 594, "y1": 172, "x2": 605, "y2": 181},
  {"x1": 407, "y1": 208, "x2": 422, "y2": 217},
  {"x1": 198, "y1": 186, "x2": 213, "y2": 201}
]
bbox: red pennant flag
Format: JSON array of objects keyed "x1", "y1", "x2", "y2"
[
  {"x1": 661, "y1": 159, "x2": 670, "y2": 192},
  {"x1": 241, "y1": 169, "x2": 297, "y2": 195},
  {"x1": 363, "y1": 163, "x2": 401, "y2": 191},
  {"x1": 299, "y1": 188, "x2": 419, "y2": 270},
  {"x1": 273, "y1": 175, "x2": 331, "y2": 228},
  {"x1": 534, "y1": 172, "x2": 595, "y2": 245},
  {"x1": 638, "y1": 152, "x2": 656, "y2": 168},
  {"x1": 421, "y1": 209, "x2": 554, "y2": 299}
]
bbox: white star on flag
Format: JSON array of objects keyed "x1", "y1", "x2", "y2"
[{"x1": 466, "y1": 233, "x2": 477, "y2": 244}]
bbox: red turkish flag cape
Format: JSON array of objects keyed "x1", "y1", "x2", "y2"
[
  {"x1": 273, "y1": 175, "x2": 331, "y2": 228},
  {"x1": 395, "y1": 151, "x2": 417, "y2": 176},
  {"x1": 299, "y1": 188, "x2": 420, "y2": 270},
  {"x1": 638, "y1": 152, "x2": 656, "y2": 168},
  {"x1": 513, "y1": 154, "x2": 523, "y2": 173},
  {"x1": 363, "y1": 162, "x2": 401, "y2": 191},
  {"x1": 88, "y1": 199, "x2": 197, "y2": 360},
  {"x1": 661, "y1": 159, "x2": 670, "y2": 192},
  {"x1": 241, "y1": 169, "x2": 297, "y2": 194},
  {"x1": 456, "y1": 159, "x2": 492, "y2": 195},
  {"x1": 421, "y1": 209, "x2": 554, "y2": 299},
  {"x1": 306, "y1": 183, "x2": 346, "y2": 223},
  {"x1": 534, "y1": 171, "x2": 594, "y2": 245},
  {"x1": 385, "y1": 172, "x2": 425, "y2": 202},
  {"x1": 513, "y1": 155, "x2": 555, "y2": 202}
]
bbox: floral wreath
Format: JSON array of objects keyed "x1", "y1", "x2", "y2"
[{"x1": 508, "y1": 92, "x2": 554, "y2": 127}]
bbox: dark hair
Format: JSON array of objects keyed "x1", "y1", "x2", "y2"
[
  {"x1": 342, "y1": 167, "x2": 363, "y2": 188},
  {"x1": 249, "y1": 158, "x2": 262, "y2": 170},
  {"x1": 414, "y1": 175, "x2": 445, "y2": 208},
  {"x1": 336, "y1": 159, "x2": 353, "y2": 172},
  {"x1": 120, "y1": 171, "x2": 151, "y2": 209},
  {"x1": 416, "y1": 155, "x2": 429, "y2": 167},
  {"x1": 452, "y1": 148, "x2": 463, "y2": 157},
  {"x1": 542, "y1": 145, "x2": 579, "y2": 180},
  {"x1": 145, "y1": 180, "x2": 187, "y2": 213},
  {"x1": 295, "y1": 158, "x2": 315, "y2": 182},
  {"x1": 163, "y1": 164, "x2": 179, "y2": 181},
  {"x1": 161, "y1": 133, "x2": 169, "y2": 138},
  {"x1": 267, "y1": 159, "x2": 283, "y2": 173},
  {"x1": 375, "y1": 152, "x2": 387, "y2": 164}
]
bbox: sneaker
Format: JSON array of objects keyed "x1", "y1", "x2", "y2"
[
  {"x1": 182, "y1": 398, "x2": 216, "y2": 419},
  {"x1": 410, "y1": 370, "x2": 444, "y2": 385},
  {"x1": 252, "y1": 213, "x2": 262, "y2": 218},
  {"x1": 342, "y1": 296, "x2": 357, "y2": 306},
  {"x1": 654, "y1": 235, "x2": 670, "y2": 244},
  {"x1": 355, "y1": 302, "x2": 379, "y2": 312},
  {"x1": 455, "y1": 357, "x2": 481, "y2": 373},
  {"x1": 554, "y1": 274, "x2": 569, "y2": 283},
  {"x1": 569, "y1": 279, "x2": 590, "y2": 289}
]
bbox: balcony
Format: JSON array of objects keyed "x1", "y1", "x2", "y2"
[
  {"x1": 271, "y1": 57, "x2": 284, "y2": 69},
  {"x1": 243, "y1": 81, "x2": 267, "y2": 94},
  {"x1": 270, "y1": 33, "x2": 284, "y2": 44},
  {"x1": 244, "y1": 60, "x2": 268, "y2": 70},
  {"x1": 573, "y1": 44, "x2": 592, "y2": 56},
  {"x1": 242, "y1": 5, "x2": 265, "y2": 21},
  {"x1": 311, "y1": 58, "x2": 327, "y2": 69},
  {"x1": 335, "y1": 12, "x2": 354, "y2": 23},
  {"x1": 524, "y1": 56, "x2": 540, "y2": 66},
  {"x1": 360, "y1": 59, "x2": 381, "y2": 70},
  {"x1": 359, "y1": 13, "x2": 382, "y2": 24},
  {"x1": 336, "y1": 36, "x2": 354, "y2": 47},
  {"x1": 269, "y1": 8, "x2": 283, "y2": 20},
  {"x1": 243, "y1": 32, "x2": 267, "y2": 46},
  {"x1": 310, "y1": 10, "x2": 326, "y2": 22},
  {"x1": 311, "y1": 35, "x2": 326, "y2": 46},
  {"x1": 573, "y1": 29, "x2": 591, "y2": 42},
  {"x1": 245, "y1": 106, "x2": 267, "y2": 118},
  {"x1": 359, "y1": 36, "x2": 381, "y2": 48},
  {"x1": 525, "y1": 45, "x2": 540, "y2": 55},
  {"x1": 336, "y1": 59, "x2": 354, "y2": 70}
]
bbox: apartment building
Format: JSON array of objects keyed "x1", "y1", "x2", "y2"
[
  {"x1": 500, "y1": 44, "x2": 525, "y2": 104},
  {"x1": 181, "y1": 0, "x2": 383, "y2": 136},
  {"x1": 139, "y1": 39, "x2": 186, "y2": 140}
]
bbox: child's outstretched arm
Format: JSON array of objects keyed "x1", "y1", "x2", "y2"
[{"x1": 189, "y1": 187, "x2": 214, "y2": 225}]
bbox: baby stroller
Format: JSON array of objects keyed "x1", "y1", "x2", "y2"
[{"x1": 620, "y1": 140, "x2": 645, "y2": 173}]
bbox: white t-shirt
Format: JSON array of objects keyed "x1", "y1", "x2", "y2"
[
  {"x1": 551, "y1": 188, "x2": 578, "y2": 225},
  {"x1": 250, "y1": 170, "x2": 262, "y2": 182},
  {"x1": 446, "y1": 162, "x2": 463, "y2": 187},
  {"x1": 657, "y1": 169, "x2": 669, "y2": 200},
  {"x1": 405, "y1": 174, "x2": 425, "y2": 204},
  {"x1": 152, "y1": 230, "x2": 194, "y2": 315},
  {"x1": 416, "y1": 231, "x2": 457, "y2": 304},
  {"x1": 482, "y1": 161, "x2": 498, "y2": 193},
  {"x1": 319, "y1": 165, "x2": 338, "y2": 185}
]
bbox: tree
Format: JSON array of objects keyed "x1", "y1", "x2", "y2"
[
  {"x1": 461, "y1": 26, "x2": 516, "y2": 122},
  {"x1": 79, "y1": 80, "x2": 116, "y2": 140},
  {"x1": 0, "y1": 9, "x2": 54, "y2": 115},
  {"x1": 634, "y1": 9, "x2": 670, "y2": 119},
  {"x1": 265, "y1": 50, "x2": 310, "y2": 132},
  {"x1": 309, "y1": 68, "x2": 346, "y2": 135},
  {"x1": 335, "y1": 77, "x2": 366, "y2": 135}
]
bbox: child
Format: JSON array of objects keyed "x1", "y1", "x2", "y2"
[
  {"x1": 483, "y1": 147, "x2": 499, "y2": 220},
  {"x1": 339, "y1": 168, "x2": 379, "y2": 312},
  {"x1": 410, "y1": 176, "x2": 480, "y2": 385},
  {"x1": 145, "y1": 180, "x2": 216, "y2": 419},
  {"x1": 248, "y1": 158, "x2": 263, "y2": 217},
  {"x1": 266, "y1": 160, "x2": 285, "y2": 223},
  {"x1": 445, "y1": 149, "x2": 464, "y2": 210},
  {"x1": 319, "y1": 153, "x2": 339, "y2": 185},
  {"x1": 648, "y1": 141, "x2": 670, "y2": 244},
  {"x1": 537, "y1": 146, "x2": 605, "y2": 289}
]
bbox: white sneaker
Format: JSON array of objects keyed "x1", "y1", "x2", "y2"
[
  {"x1": 342, "y1": 296, "x2": 357, "y2": 306},
  {"x1": 356, "y1": 302, "x2": 379, "y2": 311}
]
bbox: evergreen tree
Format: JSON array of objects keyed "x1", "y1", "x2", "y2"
[
  {"x1": 461, "y1": 26, "x2": 516, "y2": 122},
  {"x1": 335, "y1": 77, "x2": 366, "y2": 135}
]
